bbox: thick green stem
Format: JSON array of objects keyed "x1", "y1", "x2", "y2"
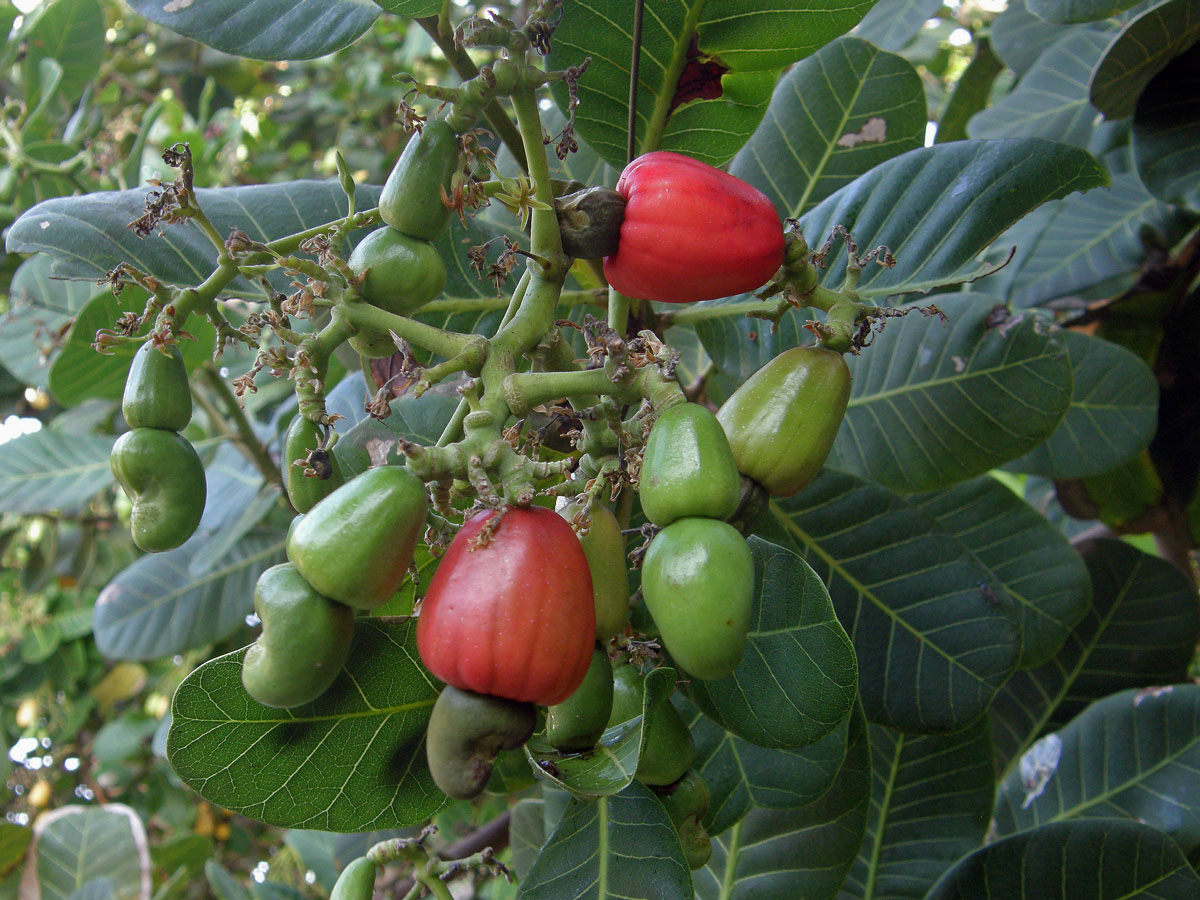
[
  {"x1": 608, "y1": 287, "x2": 631, "y2": 336},
  {"x1": 504, "y1": 365, "x2": 683, "y2": 417},
  {"x1": 295, "y1": 310, "x2": 354, "y2": 420},
  {"x1": 340, "y1": 302, "x2": 483, "y2": 361}
]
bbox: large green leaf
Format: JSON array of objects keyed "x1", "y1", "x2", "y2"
[
  {"x1": 826, "y1": 294, "x2": 1073, "y2": 494},
  {"x1": 510, "y1": 799, "x2": 546, "y2": 881},
  {"x1": 1028, "y1": 0, "x2": 1144, "y2": 22},
  {"x1": 682, "y1": 537, "x2": 857, "y2": 749},
  {"x1": 0, "y1": 429, "x2": 114, "y2": 516},
  {"x1": 688, "y1": 697, "x2": 852, "y2": 836},
  {"x1": 167, "y1": 618, "x2": 446, "y2": 831},
  {"x1": 1089, "y1": 0, "x2": 1200, "y2": 118},
  {"x1": 694, "y1": 704, "x2": 870, "y2": 900},
  {"x1": 1004, "y1": 331, "x2": 1158, "y2": 478},
  {"x1": 524, "y1": 667, "x2": 677, "y2": 800},
  {"x1": 910, "y1": 475, "x2": 1091, "y2": 668},
  {"x1": 517, "y1": 780, "x2": 693, "y2": 900},
  {"x1": 757, "y1": 470, "x2": 1022, "y2": 733},
  {"x1": 123, "y1": 0, "x2": 378, "y2": 60},
  {"x1": 21, "y1": 0, "x2": 104, "y2": 109},
  {"x1": 372, "y1": 0, "x2": 440, "y2": 14},
  {"x1": 0, "y1": 824, "x2": 30, "y2": 877},
  {"x1": 926, "y1": 820, "x2": 1200, "y2": 899},
  {"x1": 795, "y1": 139, "x2": 1110, "y2": 298},
  {"x1": 990, "y1": 538, "x2": 1200, "y2": 778},
  {"x1": 1131, "y1": 43, "x2": 1200, "y2": 209},
  {"x1": 995, "y1": 685, "x2": 1200, "y2": 852},
  {"x1": 25, "y1": 805, "x2": 150, "y2": 900},
  {"x1": 729, "y1": 37, "x2": 926, "y2": 217},
  {"x1": 968, "y1": 30, "x2": 1111, "y2": 148},
  {"x1": 840, "y1": 718, "x2": 994, "y2": 900},
  {"x1": 546, "y1": 0, "x2": 877, "y2": 168},
  {"x1": 0, "y1": 254, "x2": 100, "y2": 389},
  {"x1": 990, "y1": 0, "x2": 1104, "y2": 75},
  {"x1": 989, "y1": 169, "x2": 1192, "y2": 309},
  {"x1": 854, "y1": 0, "x2": 943, "y2": 51}
]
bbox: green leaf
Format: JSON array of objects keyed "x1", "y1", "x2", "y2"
[
  {"x1": 1132, "y1": 43, "x2": 1200, "y2": 209},
  {"x1": 5, "y1": 182, "x2": 380, "y2": 288},
  {"x1": 758, "y1": 470, "x2": 1022, "y2": 732},
  {"x1": 990, "y1": 169, "x2": 1193, "y2": 309},
  {"x1": 729, "y1": 37, "x2": 926, "y2": 217},
  {"x1": 926, "y1": 820, "x2": 1200, "y2": 899},
  {"x1": 93, "y1": 531, "x2": 286, "y2": 660},
  {"x1": 525, "y1": 667, "x2": 677, "y2": 800},
  {"x1": 546, "y1": 0, "x2": 877, "y2": 168},
  {"x1": 795, "y1": 139, "x2": 1110, "y2": 298},
  {"x1": 991, "y1": 538, "x2": 1200, "y2": 779},
  {"x1": 1004, "y1": 331, "x2": 1158, "y2": 479},
  {"x1": 854, "y1": 0, "x2": 944, "y2": 51},
  {"x1": 0, "y1": 254, "x2": 98, "y2": 389},
  {"x1": 695, "y1": 704, "x2": 870, "y2": 900},
  {"x1": 517, "y1": 780, "x2": 693, "y2": 900},
  {"x1": 682, "y1": 537, "x2": 857, "y2": 749},
  {"x1": 206, "y1": 860, "x2": 252, "y2": 900},
  {"x1": 826, "y1": 294, "x2": 1073, "y2": 494},
  {"x1": 123, "y1": 0, "x2": 379, "y2": 60},
  {"x1": 92, "y1": 712, "x2": 162, "y2": 765},
  {"x1": 840, "y1": 718, "x2": 994, "y2": 900},
  {"x1": 935, "y1": 37, "x2": 1006, "y2": 144},
  {"x1": 510, "y1": 799, "x2": 546, "y2": 881},
  {"x1": 1028, "y1": 0, "x2": 1145, "y2": 22},
  {"x1": 167, "y1": 618, "x2": 447, "y2": 831},
  {"x1": 910, "y1": 475, "x2": 1091, "y2": 668},
  {"x1": 991, "y1": 0, "x2": 1104, "y2": 75},
  {"x1": 1089, "y1": 0, "x2": 1200, "y2": 118},
  {"x1": 968, "y1": 30, "x2": 1110, "y2": 147},
  {"x1": 0, "y1": 429, "x2": 115, "y2": 516},
  {"x1": 0, "y1": 823, "x2": 31, "y2": 877},
  {"x1": 21, "y1": 0, "x2": 104, "y2": 108},
  {"x1": 27, "y1": 805, "x2": 150, "y2": 900},
  {"x1": 686, "y1": 697, "x2": 851, "y2": 837},
  {"x1": 372, "y1": 0, "x2": 441, "y2": 14},
  {"x1": 995, "y1": 685, "x2": 1200, "y2": 851}
]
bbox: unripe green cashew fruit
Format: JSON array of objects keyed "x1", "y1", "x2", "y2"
[
  {"x1": 281, "y1": 415, "x2": 344, "y2": 513},
  {"x1": 655, "y1": 770, "x2": 712, "y2": 869},
  {"x1": 286, "y1": 465, "x2": 428, "y2": 609},
  {"x1": 242, "y1": 563, "x2": 354, "y2": 708},
  {"x1": 379, "y1": 119, "x2": 461, "y2": 241},
  {"x1": 640, "y1": 403, "x2": 740, "y2": 526},
  {"x1": 559, "y1": 498, "x2": 631, "y2": 640},
  {"x1": 348, "y1": 226, "x2": 447, "y2": 317},
  {"x1": 426, "y1": 685, "x2": 536, "y2": 800},
  {"x1": 122, "y1": 341, "x2": 191, "y2": 431},
  {"x1": 546, "y1": 647, "x2": 615, "y2": 752},
  {"x1": 641, "y1": 517, "x2": 754, "y2": 680},
  {"x1": 716, "y1": 346, "x2": 851, "y2": 497},
  {"x1": 330, "y1": 857, "x2": 376, "y2": 900},
  {"x1": 607, "y1": 664, "x2": 695, "y2": 786},
  {"x1": 110, "y1": 428, "x2": 206, "y2": 552}
]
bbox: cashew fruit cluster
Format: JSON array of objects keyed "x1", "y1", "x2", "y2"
[
  {"x1": 348, "y1": 119, "x2": 459, "y2": 357},
  {"x1": 639, "y1": 402, "x2": 755, "y2": 681},
  {"x1": 110, "y1": 342, "x2": 206, "y2": 552},
  {"x1": 241, "y1": 464, "x2": 429, "y2": 709}
]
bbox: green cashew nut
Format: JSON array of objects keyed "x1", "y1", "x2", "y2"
[
  {"x1": 426, "y1": 685, "x2": 536, "y2": 800},
  {"x1": 546, "y1": 646, "x2": 615, "y2": 752},
  {"x1": 282, "y1": 415, "x2": 344, "y2": 513},
  {"x1": 640, "y1": 403, "x2": 741, "y2": 526},
  {"x1": 110, "y1": 428, "x2": 206, "y2": 552},
  {"x1": 641, "y1": 517, "x2": 754, "y2": 680},
  {"x1": 379, "y1": 119, "x2": 461, "y2": 242},
  {"x1": 654, "y1": 770, "x2": 712, "y2": 869},
  {"x1": 560, "y1": 499, "x2": 630, "y2": 640},
  {"x1": 330, "y1": 856, "x2": 376, "y2": 900},
  {"x1": 242, "y1": 562, "x2": 355, "y2": 709},
  {"x1": 607, "y1": 664, "x2": 695, "y2": 786},
  {"x1": 122, "y1": 341, "x2": 192, "y2": 431},
  {"x1": 348, "y1": 227, "x2": 447, "y2": 317},
  {"x1": 286, "y1": 465, "x2": 428, "y2": 609}
]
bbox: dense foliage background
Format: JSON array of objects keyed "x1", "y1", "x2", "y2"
[{"x1": 2, "y1": 0, "x2": 1199, "y2": 897}]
